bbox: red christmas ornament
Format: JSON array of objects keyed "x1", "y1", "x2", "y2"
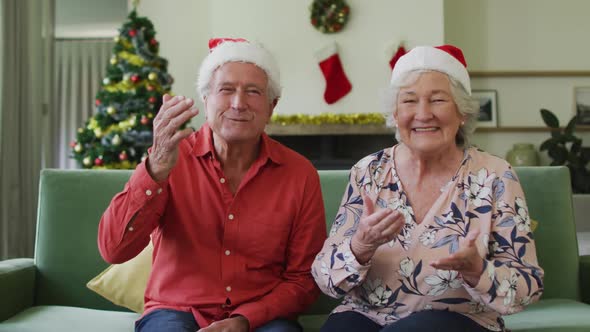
[
  {"x1": 148, "y1": 96, "x2": 157, "y2": 104},
  {"x1": 131, "y1": 74, "x2": 140, "y2": 83},
  {"x1": 129, "y1": 29, "x2": 137, "y2": 37},
  {"x1": 150, "y1": 38, "x2": 158, "y2": 46},
  {"x1": 95, "y1": 99, "x2": 101, "y2": 106},
  {"x1": 69, "y1": 141, "x2": 77, "y2": 148},
  {"x1": 94, "y1": 157, "x2": 104, "y2": 166},
  {"x1": 119, "y1": 151, "x2": 128, "y2": 161},
  {"x1": 146, "y1": 85, "x2": 155, "y2": 91},
  {"x1": 140, "y1": 116, "x2": 150, "y2": 125}
]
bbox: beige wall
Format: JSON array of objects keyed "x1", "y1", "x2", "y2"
[
  {"x1": 140, "y1": 0, "x2": 444, "y2": 128},
  {"x1": 445, "y1": 0, "x2": 590, "y2": 159},
  {"x1": 134, "y1": 0, "x2": 590, "y2": 162}
]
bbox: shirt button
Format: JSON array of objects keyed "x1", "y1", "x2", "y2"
[
  {"x1": 145, "y1": 189, "x2": 152, "y2": 196},
  {"x1": 228, "y1": 214, "x2": 234, "y2": 220},
  {"x1": 226, "y1": 286, "x2": 232, "y2": 292},
  {"x1": 128, "y1": 226, "x2": 134, "y2": 231},
  {"x1": 157, "y1": 188, "x2": 162, "y2": 194},
  {"x1": 220, "y1": 178, "x2": 226, "y2": 184},
  {"x1": 225, "y1": 250, "x2": 231, "y2": 256}
]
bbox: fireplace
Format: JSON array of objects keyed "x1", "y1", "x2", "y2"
[{"x1": 266, "y1": 124, "x2": 397, "y2": 170}]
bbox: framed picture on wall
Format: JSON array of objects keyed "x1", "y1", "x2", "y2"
[
  {"x1": 574, "y1": 87, "x2": 590, "y2": 125},
  {"x1": 472, "y1": 90, "x2": 498, "y2": 128}
]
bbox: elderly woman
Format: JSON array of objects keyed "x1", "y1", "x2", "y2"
[{"x1": 312, "y1": 45, "x2": 544, "y2": 332}]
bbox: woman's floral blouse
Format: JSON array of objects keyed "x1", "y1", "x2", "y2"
[{"x1": 312, "y1": 146, "x2": 544, "y2": 331}]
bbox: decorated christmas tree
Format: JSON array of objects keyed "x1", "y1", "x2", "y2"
[{"x1": 70, "y1": 8, "x2": 173, "y2": 169}]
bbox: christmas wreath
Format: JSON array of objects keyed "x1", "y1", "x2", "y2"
[{"x1": 310, "y1": 0, "x2": 350, "y2": 33}]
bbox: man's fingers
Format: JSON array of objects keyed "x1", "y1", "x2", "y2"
[
  {"x1": 157, "y1": 107, "x2": 198, "y2": 137},
  {"x1": 170, "y1": 127, "x2": 195, "y2": 146},
  {"x1": 161, "y1": 98, "x2": 195, "y2": 122}
]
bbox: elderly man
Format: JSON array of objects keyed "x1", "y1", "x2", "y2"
[{"x1": 98, "y1": 38, "x2": 326, "y2": 332}]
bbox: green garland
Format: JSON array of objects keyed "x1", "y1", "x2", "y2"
[
  {"x1": 310, "y1": 0, "x2": 350, "y2": 33},
  {"x1": 271, "y1": 113, "x2": 385, "y2": 126}
]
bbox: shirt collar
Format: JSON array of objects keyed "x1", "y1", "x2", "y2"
[{"x1": 191, "y1": 123, "x2": 283, "y2": 166}]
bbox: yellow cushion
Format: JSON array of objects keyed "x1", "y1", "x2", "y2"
[
  {"x1": 531, "y1": 218, "x2": 539, "y2": 232},
  {"x1": 87, "y1": 242, "x2": 152, "y2": 313}
]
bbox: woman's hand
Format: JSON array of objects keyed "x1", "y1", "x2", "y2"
[
  {"x1": 430, "y1": 229, "x2": 484, "y2": 287},
  {"x1": 147, "y1": 94, "x2": 199, "y2": 182},
  {"x1": 350, "y1": 192, "x2": 405, "y2": 264}
]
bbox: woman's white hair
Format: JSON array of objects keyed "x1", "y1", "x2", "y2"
[{"x1": 382, "y1": 70, "x2": 479, "y2": 148}]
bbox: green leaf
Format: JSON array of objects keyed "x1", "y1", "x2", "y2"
[
  {"x1": 540, "y1": 109, "x2": 560, "y2": 128},
  {"x1": 565, "y1": 116, "x2": 577, "y2": 136},
  {"x1": 548, "y1": 145, "x2": 568, "y2": 164},
  {"x1": 539, "y1": 139, "x2": 554, "y2": 151}
]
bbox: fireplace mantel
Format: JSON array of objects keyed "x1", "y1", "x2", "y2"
[{"x1": 265, "y1": 123, "x2": 394, "y2": 136}]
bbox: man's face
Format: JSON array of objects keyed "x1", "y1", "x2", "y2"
[{"x1": 204, "y1": 62, "x2": 275, "y2": 146}]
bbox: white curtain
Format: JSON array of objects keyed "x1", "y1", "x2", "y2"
[
  {"x1": 53, "y1": 39, "x2": 113, "y2": 169},
  {"x1": 0, "y1": 0, "x2": 54, "y2": 259}
]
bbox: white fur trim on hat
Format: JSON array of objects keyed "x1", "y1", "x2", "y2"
[
  {"x1": 196, "y1": 40, "x2": 281, "y2": 101},
  {"x1": 390, "y1": 46, "x2": 471, "y2": 95}
]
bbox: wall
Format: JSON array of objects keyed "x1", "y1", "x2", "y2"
[
  {"x1": 55, "y1": 0, "x2": 127, "y2": 38},
  {"x1": 445, "y1": 0, "x2": 590, "y2": 159},
  {"x1": 136, "y1": 0, "x2": 210, "y2": 117},
  {"x1": 140, "y1": 0, "x2": 444, "y2": 128}
]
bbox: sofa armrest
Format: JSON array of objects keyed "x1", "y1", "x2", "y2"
[
  {"x1": 0, "y1": 258, "x2": 36, "y2": 321},
  {"x1": 581, "y1": 255, "x2": 590, "y2": 304}
]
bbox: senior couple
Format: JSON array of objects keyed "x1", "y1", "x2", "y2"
[{"x1": 98, "y1": 38, "x2": 544, "y2": 332}]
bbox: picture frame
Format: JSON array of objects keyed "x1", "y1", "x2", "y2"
[
  {"x1": 574, "y1": 87, "x2": 590, "y2": 125},
  {"x1": 472, "y1": 90, "x2": 498, "y2": 128}
]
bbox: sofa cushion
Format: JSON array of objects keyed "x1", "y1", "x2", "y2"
[
  {"x1": 0, "y1": 306, "x2": 139, "y2": 332},
  {"x1": 504, "y1": 298, "x2": 590, "y2": 331},
  {"x1": 87, "y1": 242, "x2": 153, "y2": 313}
]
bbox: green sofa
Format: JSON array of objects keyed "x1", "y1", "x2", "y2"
[{"x1": 1, "y1": 167, "x2": 590, "y2": 331}]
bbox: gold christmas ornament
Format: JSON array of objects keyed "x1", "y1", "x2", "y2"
[
  {"x1": 112, "y1": 134, "x2": 122, "y2": 146},
  {"x1": 114, "y1": 36, "x2": 120, "y2": 43},
  {"x1": 94, "y1": 127, "x2": 103, "y2": 138},
  {"x1": 129, "y1": 117, "x2": 137, "y2": 126},
  {"x1": 107, "y1": 106, "x2": 116, "y2": 115},
  {"x1": 103, "y1": 78, "x2": 111, "y2": 85},
  {"x1": 83, "y1": 156, "x2": 92, "y2": 166},
  {"x1": 74, "y1": 143, "x2": 82, "y2": 153},
  {"x1": 148, "y1": 72, "x2": 157, "y2": 81},
  {"x1": 110, "y1": 56, "x2": 118, "y2": 65}
]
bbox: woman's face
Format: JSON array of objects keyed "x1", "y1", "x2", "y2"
[{"x1": 393, "y1": 71, "x2": 464, "y2": 155}]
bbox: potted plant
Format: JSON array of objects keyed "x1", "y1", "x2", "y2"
[{"x1": 539, "y1": 108, "x2": 590, "y2": 193}]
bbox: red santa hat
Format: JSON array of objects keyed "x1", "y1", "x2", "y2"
[
  {"x1": 390, "y1": 45, "x2": 471, "y2": 95},
  {"x1": 197, "y1": 37, "x2": 281, "y2": 101}
]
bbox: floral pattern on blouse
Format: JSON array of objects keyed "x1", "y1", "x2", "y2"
[{"x1": 312, "y1": 146, "x2": 544, "y2": 331}]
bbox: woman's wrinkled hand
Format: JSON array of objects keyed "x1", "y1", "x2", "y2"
[
  {"x1": 430, "y1": 229, "x2": 484, "y2": 287},
  {"x1": 350, "y1": 192, "x2": 405, "y2": 264}
]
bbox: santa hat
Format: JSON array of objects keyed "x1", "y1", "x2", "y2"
[
  {"x1": 197, "y1": 37, "x2": 281, "y2": 101},
  {"x1": 390, "y1": 45, "x2": 471, "y2": 95}
]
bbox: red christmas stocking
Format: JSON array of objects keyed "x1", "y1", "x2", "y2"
[
  {"x1": 316, "y1": 42, "x2": 352, "y2": 104},
  {"x1": 389, "y1": 44, "x2": 407, "y2": 69}
]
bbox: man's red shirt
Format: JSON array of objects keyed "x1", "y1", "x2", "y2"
[{"x1": 98, "y1": 124, "x2": 326, "y2": 330}]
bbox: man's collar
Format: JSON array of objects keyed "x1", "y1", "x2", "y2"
[{"x1": 191, "y1": 123, "x2": 283, "y2": 166}]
